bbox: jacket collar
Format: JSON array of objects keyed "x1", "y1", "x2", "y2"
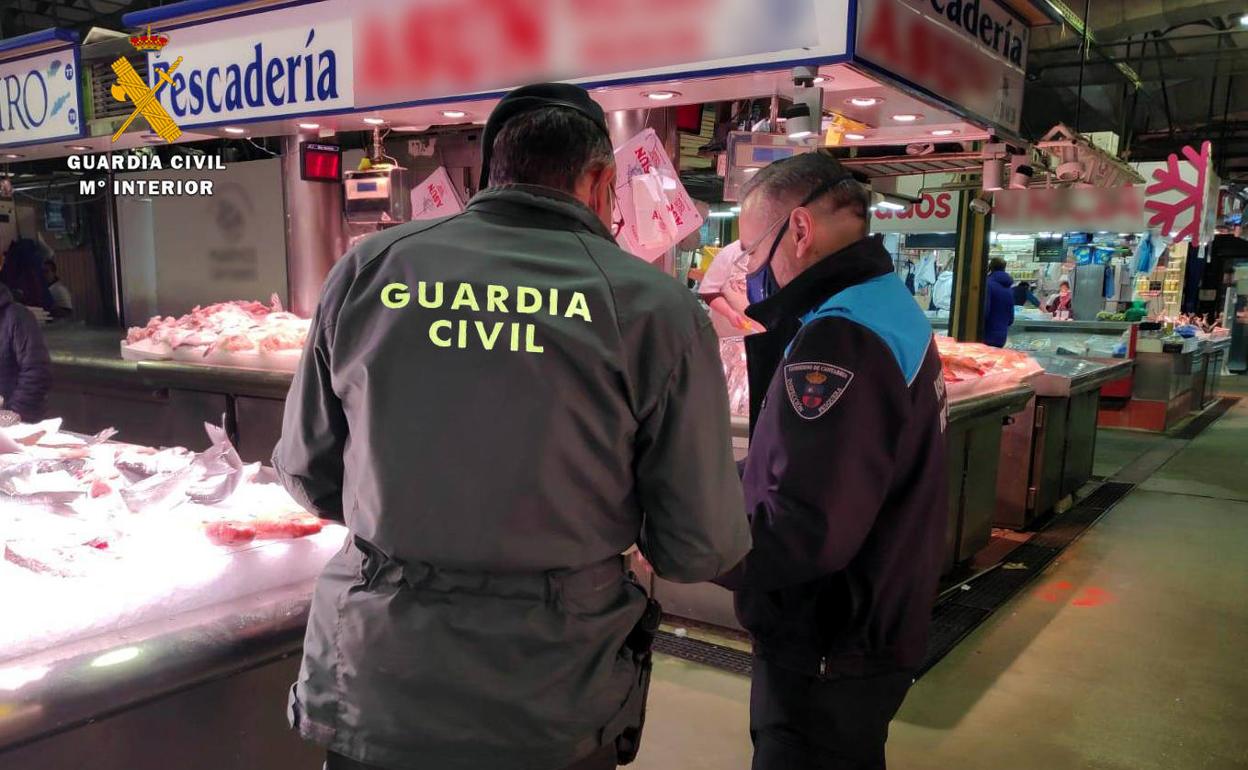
[
  {"x1": 746, "y1": 234, "x2": 894, "y2": 329},
  {"x1": 468, "y1": 184, "x2": 617, "y2": 243}
]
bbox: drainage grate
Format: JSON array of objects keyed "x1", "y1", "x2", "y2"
[
  {"x1": 949, "y1": 545, "x2": 1061, "y2": 612},
  {"x1": 919, "y1": 604, "x2": 990, "y2": 677},
  {"x1": 1172, "y1": 397, "x2": 1240, "y2": 440},
  {"x1": 1076, "y1": 481, "x2": 1136, "y2": 511},
  {"x1": 654, "y1": 631, "x2": 753, "y2": 676}
]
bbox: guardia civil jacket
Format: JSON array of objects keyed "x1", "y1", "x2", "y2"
[
  {"x1": 717, "y1": 235, "x2": 949, "y2": 679},
  {"x1": 273, "y1": 184, "x2": 750, "y2": 770}
]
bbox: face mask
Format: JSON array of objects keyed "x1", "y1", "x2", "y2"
[{"x1": 741, "y1": 172, "x2": 856, "y2": 303}]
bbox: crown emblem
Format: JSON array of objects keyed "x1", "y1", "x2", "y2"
[
  {"x1": 129, "y1": 26, "x2": 169, "y2": 52},
  {"x1": 805, "y1": 372, "x2": 828, "y2": 385}
]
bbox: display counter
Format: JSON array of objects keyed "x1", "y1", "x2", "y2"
[
  {"x1": 0, "y1": 418, "x2": 343, "y2": 769},
  {"x1": 45, "y1": 328, "x2": 292, "y2": 461},
  {"x1": 1192, "y1": 337, "x2": 1230, "y2": 411},
  {"x1": 1098, "y1": 337, "x2": 1199, "y2": 432},
  {"x1": 651, "y1": 383, "x2": 1035, "y2": 632},
  {"x1": 995, "y1": 357, "x2": 1134, "y2": 529}
]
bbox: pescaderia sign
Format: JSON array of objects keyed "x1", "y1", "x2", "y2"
[
  {"x1": 0, "y1": 46, "x2": 82, "y2": 148},
  {"x1": 855, "y1": 0, "x2": 1027, "y2": 132},
  {"x1": 145, "y1": 2, "x2": 353, "y2": 127}
]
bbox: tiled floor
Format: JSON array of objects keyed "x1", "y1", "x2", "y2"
[{"x1": 634, "y1": 377, "x2": 1248, "y2": 770}]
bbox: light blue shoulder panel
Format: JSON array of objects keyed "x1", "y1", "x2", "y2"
[{"x1": 798, "y1": 273, "x2": 933, "y2": 386}]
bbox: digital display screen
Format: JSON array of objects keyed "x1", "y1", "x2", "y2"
[
  {"x1": 300, "y1": 141, "x2": 342, "y2": 182},
  {"x1": 752, "y1": 146, "x2": 795, "y2": 163},
  {"x1": 356, "y1": 181, "x2": 378, "y2": 192}
]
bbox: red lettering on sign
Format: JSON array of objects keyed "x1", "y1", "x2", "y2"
[
  {"x1": 935, "y1": 193, "x2": 952, "y2": 218},
  {"x1": 635, "y1": 146, "x2": 652, "y2": 174}
]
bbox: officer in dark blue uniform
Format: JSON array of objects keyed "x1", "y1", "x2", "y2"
[{"x1": 716, "y1": 153, "x2": 949, "y2": 770}]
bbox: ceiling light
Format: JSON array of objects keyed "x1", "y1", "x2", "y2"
[
  {"x1": 812, "y1": 76, "x2": 828, "y2": 84},
  {"x1": 67, "y1": 145, "x2": 90, "y2": 151},
  {"x1": 298, "y1": 122, "x2": 320, "y2": 130},
  {"x1": 892, "y1": 114, "x2": 921, "y2": 122},
  {"x1": 845, "y1": 133, "x2": 866, "y2": 141},
  {"x1": 730, "y1": 206, "x2": 741, "y2": 213},
  {"x1": 1241, "y1": 14, "x2": 1248, "y2": 26},
  {"x1": 3, "y1": 153, "x2": 21, "y2": 159},
  {"x1": 930, "y1": 129, "x2": 956, "y2": 137},
  {"x1": 441, "y1": 110, "x2": 467, "y2": 119},
  {"x1": 742, "y1": 167, "x2": 760, "y2": 174},
  {"x1": 363, "y1": 117, "x2": 386, "y2": 125},
  {"x1": 644, "y1": 90, "x2": 680, "y2": 101},
  {"x1": 708, "y1": 211, "x2": 736, "y2": 218},
  {"x1": 848, "y1": 97, "x2": 880, "y2": 107},
  {"x1": 223, "y1": 127, "x2": 245, "y2": 134},
  {"x1": 877, "y1": 200, "x2": 907, "y2": 211},
  {"x1": 393, "y1": 125, "x2": 426, "y2": 132},
  {"x1": 90, "y1": 647, "x2": 141, "y2": 668}
]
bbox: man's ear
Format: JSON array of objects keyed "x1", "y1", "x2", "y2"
[{"x1": 791, "y1": 207, "x2": 817, "y2": 261}]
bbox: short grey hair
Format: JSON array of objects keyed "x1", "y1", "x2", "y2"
[
  {"x1": 488, "y1": 106, "x2": 614, "y2": 191},
  {"x1": 741, "y1": 151, "x2": 870, "y2": 220}
]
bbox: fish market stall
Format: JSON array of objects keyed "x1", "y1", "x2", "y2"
[
  {"x1": 1098, "y1": 324, "x2": 1202, "y2": 432},
  {"x1": 0, "y1": 419, "x2": 342, "y2": 769},
  {"x1": 1192, "y1": 336, "x2": 1231, "y2": 412},
  {"x1": 649, "y1": 338, "x2": 1035, "y2": 632},
  {"x1": 995, "y1": 356, "x2": 1134, "y2": 529}
]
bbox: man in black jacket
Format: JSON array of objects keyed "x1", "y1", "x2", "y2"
[
  {"x1": 717, "y1": 153, "x2": 949, "y2": 770},
  {"x1": 274, "y1": 84, "x2": 750, "y2": 770}
]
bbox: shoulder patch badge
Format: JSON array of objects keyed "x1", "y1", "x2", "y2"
[{"x1": 784, "y1": 362, "x2": 854, "y2": 420}]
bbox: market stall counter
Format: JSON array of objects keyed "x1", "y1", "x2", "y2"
[
  {"x1": 1098, "y1": 333, "x2": 1200, "y2": 432},
  {"x1": 650, "y1": 338, "x2": 1036, "y2": 631},
  {"x1": 44, "y1": 327, "x2": 292, "y2": 463},
  {"x1": 1192, "y1": 337, "x2": 1231, "y2": 411},
  {"x1": 995, "y1": 356, "x2": 1134, "y2": 530},
  {"x1": 0, "y1": 418, "x2": 342, "y2": 770}
]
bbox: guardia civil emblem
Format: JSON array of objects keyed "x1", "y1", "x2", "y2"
[{"x1": 784, "y1": 362, "x2": 854, "y2": 420}]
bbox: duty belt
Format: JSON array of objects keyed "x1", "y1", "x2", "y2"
[{"x1": 351, "y1": 535, "x2": 628, "y2": 606}]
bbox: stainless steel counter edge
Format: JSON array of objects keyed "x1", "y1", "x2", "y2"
[
  {"x1": 50, "y1": 351, "x2": 296, "y2": 400},
  {"x1": 1030, "y1": 358, "x2": 1135, "y2": 397},
  {"x1": 731, "y1": 384, "x2": 1035, "y2": 437},
  {"x1": 947, "y1": 385, "x2": 1035, "y2": 422},
  {"x1": 0, "y1": 580, "x2": 316, "y2": 754}
]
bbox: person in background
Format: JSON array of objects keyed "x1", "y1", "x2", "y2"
[
  {"x1": 1047, "y1": 279, "x2": 1073, "y2": 318},
  {"x1": 43, "y1": 261, "x2": 73, "y2": 319},
  {"x1": 0, "y1": 282, "x2": 52, "y2": 422},
  {"x1": 0, "y1": 238, "x2": 52, "y2": 310},
  {"x1": 716, "y1": 153, "x2": 948, "y2": 770},
  {"x1": 1012, "y1": 280, "x2": 1042, "y2": 308},
  {"x1": 699, "y1": 240, "x2": 762, "y2": 333},
  {"x1": 984, "y1": 257, "x2": 1015, "y2": 348},
  {"x1": 274, "y1": 83, "x2": 750, "y2": 770}
]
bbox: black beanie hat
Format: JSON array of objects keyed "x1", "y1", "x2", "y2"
[{"x1": 479, "y1": 83, "x2": 611, "y2": 189}]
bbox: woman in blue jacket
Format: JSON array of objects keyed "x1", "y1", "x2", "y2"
[{"x1": 984, "y1": 258, "x2": 1015, "y2": 348}]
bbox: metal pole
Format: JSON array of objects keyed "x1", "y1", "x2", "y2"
[
  {"x1": 280, "y1": 133, "x2": 345, "y2": 318},
  {"x1": 105, "y1": 169, "x2": 124, "y2": 327},
  {"x1": 1074, "y1": 0, "x2": 1092, "y2": 134},
  {"x1": 950, "y1": 190, "x2": 991, "y2": 343}
]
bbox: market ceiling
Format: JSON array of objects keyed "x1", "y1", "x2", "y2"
[
  {"x1": 1021, "y1": 0, "x2": 1248, "y2": 184},
  {"x1": 2, "y1": 0, "x2": 1246, "y2": 184}
]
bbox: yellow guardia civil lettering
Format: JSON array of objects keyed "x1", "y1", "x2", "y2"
[{"x1": 381, "y1": 282, "x2": 592, "y2": 354}]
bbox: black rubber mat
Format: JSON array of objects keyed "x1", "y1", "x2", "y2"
[
  {"x1": 1172, "y1": 397, "x2": 1240, "y2": 440},
  {"x1": 654, "y1": 631, "x2": 753, "y2": 676}
]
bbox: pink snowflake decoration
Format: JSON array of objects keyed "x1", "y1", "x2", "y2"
[{"x1": 1145, "y1": 141, "x2": 1210, "y2": 243}]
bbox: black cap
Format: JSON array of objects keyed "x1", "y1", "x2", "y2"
[{"x1": 479, "y1": 83, "x2": 611, "y2": 190}]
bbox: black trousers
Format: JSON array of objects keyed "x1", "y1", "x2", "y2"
[
  {"x1": 749, "y1": 657, "x2": 914, "y2": 770},
  {"x1": 325, "y1": 743, "x2": 616, "y2": 770}
]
